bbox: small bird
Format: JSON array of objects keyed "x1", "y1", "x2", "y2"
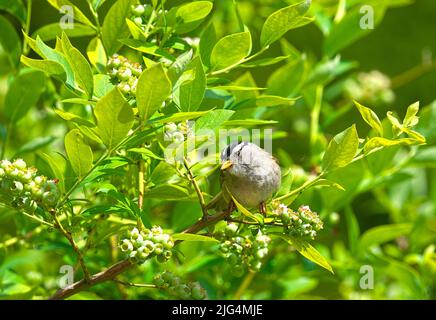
[{"x1": 219, "y1": 142, "x2": 281, "y2": 214}]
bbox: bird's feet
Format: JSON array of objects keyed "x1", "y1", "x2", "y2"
[{"x1": 259, "y1": 202, "x2": 267, "y2": 216}]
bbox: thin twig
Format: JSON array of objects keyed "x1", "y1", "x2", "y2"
[
  {"x1": 52, "y1": 213, "x2": 91, "y2": 282},
  {"x1": 234, "y1": 270, "x2": 256, "y2": 299},
  {"x1": 112, "y1": 279, "x2": 157, "y2": 288},
  {"x1": 183, "y1": 157, "x2": 208, "y2": 219}
]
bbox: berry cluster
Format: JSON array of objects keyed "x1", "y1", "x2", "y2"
[
  {"x1": 344, "y1": 70, "x2": 395, "y2": 105},
  {"x1": 120, "y1": 227, "x2": 174, "y2": 264},
  {"x1": 107, "y1": 54, "x2": 143, "y2": 97},
  {"x1": 272, "y1": 203, "x2": 323, "y2": 240},
  {"x1": 153, "y1": 271, "x2": 208, "y2": 300},
  {"x1": 0, "y1": 159, "x2": 60, "y2": 211},
  {"x1": 218, "y1": 223, "x2": 271, "y2": 274},
  {"x1": 130, "y1": 3, "x2": 153, "y2": 29},
  {"x1": 164, "y1": 121, "x2": 193, "y2": 144}
]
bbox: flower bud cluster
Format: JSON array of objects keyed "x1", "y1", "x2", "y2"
[
  {"x1": 0, "y1": 159, "x2": 60, "y2": 211},
  {"x1": 107, "y1": 54, "x2": 142, "y2": 96},
  {"x1": 218, "y1": 223, "x2": 271, "y2": 273},
  {"x1": 272, "y1": 203, "x2": 323, "y2": 240},
  {"x1": 344, "y1": 70, "x2": 395, "y2": 105},
  {"x1": 153, "y1": 271, "x2": 208, "y2": 300},
  {"x1": 120, "y1": 227, "x2": 174, "y2": 264},
  {"x1": 164, "y1": 121, "x2": 193, "y2": 144}
]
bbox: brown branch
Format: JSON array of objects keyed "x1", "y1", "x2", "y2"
[
  {"x1": 49, "y1": 260, "x2": 133, "y2": 300},
  {"x1": 48, "y1": 209, "x2": 230, "y2": 300}
]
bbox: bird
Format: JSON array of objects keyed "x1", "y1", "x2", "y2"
[{"x1": 218, "y1": 141, "x2": 282, "y2": 215}]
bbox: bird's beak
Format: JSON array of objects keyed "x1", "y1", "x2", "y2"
[{"x1": 221, "y1": 160, "x2": 233, "y2": 171}]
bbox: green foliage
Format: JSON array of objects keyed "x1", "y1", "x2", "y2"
[{"x1": 0, "y1": 0, "x2": 434, "y2": 301}]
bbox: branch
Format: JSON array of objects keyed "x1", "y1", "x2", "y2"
[
  {"x1": 183, "y1": 157, "x2": 208, "y2": 219},
  {"x1": 48, "y1": 209, "x2": 230, "y2": 300},
  {"x1": 49, "y1": 260, "x2": 133, "y2": 300},
  {"x1": 52, "y1": 213, "x2": 91, "y2": 282}
]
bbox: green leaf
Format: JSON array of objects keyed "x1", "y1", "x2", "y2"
[
  {"x1": 54, "y1": 109, "x2": 95, "y2": 127},
  {"x1": 149, "y1": 162, "x2": 178, "y2": 185},
  {"x1": 195, "y1": 109, "x2": 235, "y2": 132},
  {"x1": 403, "y1": 101, "x2": 420, "y2": 128},
  {"x1": 245, "y1": 95, "x2": 298, "y2": 108},
  {"x1": 20, "y1": 56, "x2": 66, "y2": 79},
  {"x1": 210, "y1": 32, "x2": 252, "y2": 71},
  {"x1": 0, "y1": 0, "x2": 26, "y2": 23},
  {"x1": 354, "y1": 101, "x2": 383, "y2": 136},
  {"x1": 127, "y1": 148, "x2": 164, "y2": 160},
  {"x1": 47, "y1": 0, "x2": 94, "y2": 27},
  {"x1": 75, "y1": 124, "x2": 103, "y2": 145},
  {"x1": 119, "y1": 38, "x2": 175, "y2": 60},
  {"x1": 4, "y1": 70, "x2": 46, "y2": 123},
  {"x1": 64, "y1": 129, "x2": 93, "y2": 178},
  {"x1": 13, "y1": 136, "x2": 56, "y2": 157},
  {"x1": 136, "y1": 63, "x2": 172, "y2": 120},
  {"x1": 386, "y1": 111, "x2": 403, "y2": 137},
  {"x1": 364, "y1": 137, "x2": 417, "y2": 154},
  {"x1": 22, "y1": 32, "x2": 43, "y2": 56},
  {"x1": 324, "y1": 3, "x2": 385, "y2": 56},
  {"x1": 210, "y1": 85, "x2": 266, "y2": 91},
  {"x1": 93, "y1": 74, "x2": 114, "y2": 98},
  {"x1": 226, "y1": 186, "x2": 261, "y2": 223},
  {"x1": 35, "y1": 36, "x2": 75, "y2": 89},
  {"x1": 150, "y1": 111, "x2": 210, "y2": 124},
  {"x1": 170, "y1": 1, "x2": 213, "y2": 34},
  {"x1": 311, "y1": 179, "x2": 345, "y2": 191},
  {"x1": 222, "y1": 119, "x2": 277, "y2": 126},
  {"x1": 94, "y1": 88, "x2": 134, "y2": 150},
  {"x1": 177, "y1": 56, "x2": 206, "y2": 112},
  {"x1": 241, "y1": 55, "x2": 290, "y2": 68},
  {"x1": 359, "y1": 223, "x2": 413, "y2": 250},
  {"x1": 387, "y1": 111, "x2": 426, "y2": 142},
  {"x1": 199, "y1": 23, "x2": 216, "y2": 68},
  {"x1": 322, "y1": 124, "x2": 359, "y2": 171},
  {"x1": 279, "y1": 234, "x2": 334, "y2": 273},
  {"x1": 102, "y1": 0, "x2": 134, "y2": 55},
  {"x1": 266, "y1": 56, "x2": 306, "y2": 97},
  {"x1": 0, "y1": 16, "x2": 21, "y2": 69},
  {"x1": 142, "y1": 185, "x2": 190, "y2": 200},
  {"x1": 345, "y1": 206, "x2": 360, "y2": 254},
  {"x1": 61, "y1": 98, "x2": 96, "y2": 106},
  {"x1": 87, "y1": 38, "x2": 107, "y2": 73},
  {"x1": 172, "y1": 233, "x2": 219, "y2": 242},
  {"x1": 125, "y1": 18, "x2": 147, "y2": 40},
  {"x1": 32, "y1": 23, "x2": 96, "y2": 41},
  {"x1": 260, "y1": 0, "x2": 312, "y2": 48},
  {"x1": 39, "y1": 152, "x2": 69, "y2": 192},
  {"x1": 61, "y1": 33, "x2": 94, "y2": 98},
  {"x1": 91, "y1": 0, "x2": 107, "y2": 11}
]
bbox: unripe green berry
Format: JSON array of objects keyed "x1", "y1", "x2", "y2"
[
  {"x1": 131, "y1": 4, "x2": 145, "y2": 16},
  {"x1": 133, "y1": 16, "x2": 143, "y2": 26},
  {"x1": 191, "y1": 285, "x2": 206, "y2": 300},
  {"x1": 11, "y1": 181, "x2": 24, "y2": 194}
]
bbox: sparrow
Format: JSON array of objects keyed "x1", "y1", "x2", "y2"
[{"x1": 219, "y1": 142, "x2": 281, "y2": 214}]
